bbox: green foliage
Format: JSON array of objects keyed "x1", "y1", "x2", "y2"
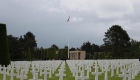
[
  {"x1": 86, "y1": 53, "x2": 91, "y2": 59},
  {"x1": 27, "y1": 47, "x2": 31, "y2": 61},
  {"x1": 57, "y1": 49, "x2": 68, "y2": 59},
  {"x1": 70, "y1": 47, "x2": 76, "y2": 51},
  {"x1": 81, "y1": 41, "x2": 91, "y2": 53},
  {"x1": 58, "y1": 49, "x2": 62, "y2": 59},
  {"x1": 108, "y1": 52, "x2": 113, "y2": 59},
  {"x1": 98, "y1": 52, "x2": 105, "y2": 59},
  {"x1": 81, "y1": 42, "x2": 100, "y2": 56},
  {"x1": 47, "y1": 48, "x2": 56, "y2": 59},
  {"x1": 103, "y1": 25, "x2": 131, "y2": 59},
  {"x1": 44, "y1": 49, "x2": 48, "y2": 59},
  {"x1": 8, "y1": 35, "x2": 24, "y2": 60},
  {"x1": 51, "y1": 44, "x2": 59, "y2": 51},
  {"x1": 55, "y1": 53, "x2": 58, "y2": 59},
  {"x1": 23, "y1": 31, "x2": 37, "y2": 53},
  {"x1": 93, "y1": 52, "x2": 98, "y2": 59},
  {"x1": 105, "y1": 56, "x2": 108, "y2": 59},
  {"x1": 90, "y1": 55, "x2": 93, "y2": 59},
  {"x1": 61, "y1": 49, "x2": 68, "y2": 59},
  {"x1": 0, "y1": 23, "x2": 11, "y2": 66}
]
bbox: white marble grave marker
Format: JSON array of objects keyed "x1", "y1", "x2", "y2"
[
  {"x1": 76, "y1": 70, "x2": 88, "y2": 80},
  {"x1": 56, "y1": 69, "x2": 66, "y2": 80},
  {"x1": 29, "y1": 73, "x2": 42, "y2": 80},
  {"x1": 103, "y1": 63, "x2": 110, "y2": 80},
  {"x1": 8, "y1": 68, "x2": 17, "y2": 80},
  {"x1": 17, "y1": 70, "x2": 27, "y2": 80},
  {"x1": 92, "y1": 61, "x2": 102, "y2": 80},
  {"x1": 1, "y1": 67, "x2": 8, "y2": 80},
  {"x1": 118, "y1": 69, "x2": 130, "y2": 80}
]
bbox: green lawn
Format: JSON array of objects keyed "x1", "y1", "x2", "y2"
[{"x1": 0, "y1": 61, "x2": 140, "y2": 80}]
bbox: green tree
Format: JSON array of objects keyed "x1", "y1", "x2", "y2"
[
  {"x1": 91, "y1": 43, "x2": 100, "y2": 55},
  {"x1": 81, "y1": 41, "x2": 92, "y2": 53},
  {"x1": 93, "y1": 52, "x2": 98, "y2": 60},
  {"x1": 103, "y1": 25, "x2": 131, "y2": 59},
  {"x1": 70, "y1": 47, "x2": 76, "y2": 51},
  {"x1": 23, "y1": 31, "x2": 37, "y2": 52},
  {"x1": 47, "y1": 48, "x2": 56, "y2": 59},
  {"x1": 27, "y1": 47, "x2": 31, "y2": 61},
  {"x1": 51, "y1": 44, "x2": 59, "y2": 51},
  {"x1": 64, "y1": 46, "x2": 68, "y2": 49},
  {"x1": 129, "y1": 39, "x2": 140, "y2": 58},
  {"x1": 61, "y1": 49, "x2": 68, "y2": 60},
  {"x1": 58, "y1": 49, "x2": 62, "y2": 59},
  {"x1": 0, "y1": 23, "x2": 11, "y2": 66},
  {"x1": 7, "y1": 35, "x2": 24, "y2": 60}
]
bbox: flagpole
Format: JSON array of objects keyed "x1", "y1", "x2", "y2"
[
  {"x1": 67, "y1": 16, "x2": 70, "y2": 60},
  {"x1": 68, "y1": 22, "x2": 70, "y2": 59},
  {"x1": 68, "y1": 36, "x2": 69, "y2": 59},
  {"x1": 68, "y1": 19, "x2": 70, "y2": 60}
]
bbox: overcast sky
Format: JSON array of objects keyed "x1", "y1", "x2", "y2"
[{"x1": 0, "y1": 0, "x2": 140, "y2": 48}]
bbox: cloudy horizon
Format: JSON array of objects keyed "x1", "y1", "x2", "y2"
[{"x1": 0, "y1": 0, "x2": 140, "y2": 48}]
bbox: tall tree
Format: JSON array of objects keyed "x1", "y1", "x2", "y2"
[
  {"x1": 7, "y1": 35, "x2": 23, "y2": 60},
  {"x1": 70, "y1": 47, "x2": 76, "y2": 51},
  {"x1": 129, "y1": 39, "x2": 140, "y2": 58},
  {"x1": 91, "y1": 43, "x2": 100, "y2": 55},
  {"x1": 64, "y1": 46, "x2": 68, "y2": 49},
  {"x1": 103, "y1": 25, "x2": 131, "y2": 59},
  {"x1": 23, "y1": 31, "x2": 37, "y2": 52},
  {"x1": 51, "y1": 44, "x2": 59, "y2": 51},
  {"x1": 0, "y1": 23, "x2": 11, "y2": 66},
  {"x1": 27, "y1": 47, "x2": 31, "y2": 61},
  {"x1": 81, "y1": 41, "x2": 91, "y2": 53}
]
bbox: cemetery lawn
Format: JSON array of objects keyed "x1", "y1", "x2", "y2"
[{"x1": 0, "y1": 61, "x2": 140, "y2": 80}]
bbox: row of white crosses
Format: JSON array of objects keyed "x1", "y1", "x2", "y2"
[
  {"x1": 0, "y1": 59, "x2": 140, "y2": 80},
  {"x1": 0, "y1": 61, "x2": 31, "y2": 80},
  {"x1": 56, "y1": 61, "x2": 66, "y2": 80},
  {"x1": 0, "y1": 61, "x2": 62, "y2": 80},
  {"x1": 29, "y1": 61, "x2": 62, "y2": 80},
  {"x1": 66, "y1": 59, "x2": 140, "y2": 80}
]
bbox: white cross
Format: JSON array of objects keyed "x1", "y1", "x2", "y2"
[
  {"x1": 92, "y1": 62, "x2": 102, "y2": 80},
  {"x1": 1, "y1": 67, "x2": 8, "y2": 80},
  {"x1": 16, "y1": 70, "x2": 27, "y2": 80},
  {"x1": 118, "y1": 69, "x2": 130, "y2": 80},
  {"x1": 103, "y1": 63, "x2": 110, "y2": 80},
  {"x1": 41, "y1": 68, "x2": 50, "y2": 80},
  {"x1": 85, "y1": 65, "x2": 91, "y2": 77},
  {"x1": 56, "y1": 69, "x2": 66, "y2": 80},
  {"x1": 110, "y1": 63, "x2": 116, "y2": 77},
  {"x1": 29, "y1": 73, "x2": 42, "y2": 80},
  {"x1": 76, "y1": 70, "x2": 88, "y2": 80},
  {"x1": 0, "y1": 65, "x2": 2, "y2": 74},
  {"x1": 16, "y1": 66, "x2": 20, "y2": 77},
  {"x1": 8, "y1": 68, "x2": 16, "y2": 80}
]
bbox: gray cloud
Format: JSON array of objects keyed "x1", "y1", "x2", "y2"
[{"x1": 0, "y1": 0, "x2": 140, "y2": 48}]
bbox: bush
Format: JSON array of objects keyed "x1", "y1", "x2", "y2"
[
  {"x1": 108, "y1": 52, "x2": 113, "y2": 59},
  {"x1": 86, "y1": 53, "x2": 91, "y2": 59},
  {"x1": 93, "y1": 52, "x2": 98, "y2": 60},
  {"x1": 0, "y1": 23, "x2": 11, "y2": 66},
  {"x1": 58, "y1": 49, "x2": 62, "y2": 59},
  {"x1": 61, "y1": 49, "x2": 68, "y2": 60},
  {"x1": 27, "y1": 47, "x2": 31, "y2": 61},
  {"x1": 47, "y1": 48, "x2": 56, "y2": 59},
  {"x1": 90, "y1": 55, "x2": 93, "y2": 59}
]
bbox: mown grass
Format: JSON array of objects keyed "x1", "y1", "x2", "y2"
[{"x1": 0, "y1": 61, "x2": 140, "y2": 80}]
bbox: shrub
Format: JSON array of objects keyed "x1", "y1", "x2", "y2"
[{"x1": 0, "y1": 23, "x2": 11, "y2": 66}]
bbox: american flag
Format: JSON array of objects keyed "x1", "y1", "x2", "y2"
[{"x1": 67, "y1": 16, "x2": 70, "y2": 22}]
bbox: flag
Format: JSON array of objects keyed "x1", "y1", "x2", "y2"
[{"x1": 67, "y1": 16, "x2": 70, "y2": 22}]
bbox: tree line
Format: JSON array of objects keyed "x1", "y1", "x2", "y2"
[{"x1": 3, "y1": 24, "x2": 140, "y2": 61}]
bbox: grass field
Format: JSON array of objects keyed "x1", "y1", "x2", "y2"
[{"x1": 0, "y1": 61, "x2": 140, "y2": 80}]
